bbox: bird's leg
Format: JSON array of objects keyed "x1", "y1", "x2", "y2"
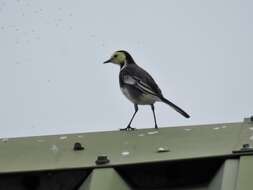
[
  {"x1": 151, "y1": 104, "x2": 158, "y2": 129},
  {"x1": 120, "y1": 104, "x2": 138, "y2": 131}
]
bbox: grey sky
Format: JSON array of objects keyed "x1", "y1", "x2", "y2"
[{"x1": 0, "y1": 0, "x2": 252, "y2": 138}]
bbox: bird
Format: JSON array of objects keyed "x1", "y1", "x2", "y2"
[{"x1": 104, "y1": 50, "x2": 190, "y2": 130}]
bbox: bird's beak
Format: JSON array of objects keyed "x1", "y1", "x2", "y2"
[{"x1": 103, "y1": 58, "x2": 111, "y2": 64}]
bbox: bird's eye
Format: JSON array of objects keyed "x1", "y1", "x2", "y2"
[{"x1": 114, "y1": 54, "x2": 118, "y2": 58}]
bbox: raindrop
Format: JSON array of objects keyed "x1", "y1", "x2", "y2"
[
  {"x1": 147, "y1": 131, "x2": 159, "y2": 135},
  {"x1": 59, "y1": 136, "x2": 67, "y2": 140},
  {"x1": 51, "y1": 144, "x2": 59, "y2": 153},
  {"x1": 121, "y1": 151, "x2": 130, "y2": 156},
  {"x1": 1, "y1": 138, "x2": 9, "y2": 142},
  {"x1": 157, "y1": 147, "x2": 170, "y2": 153}
]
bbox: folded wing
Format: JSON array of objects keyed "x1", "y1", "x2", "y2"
[{"x1": 121, "y1": 64, "x2": 163, "y2": 98}]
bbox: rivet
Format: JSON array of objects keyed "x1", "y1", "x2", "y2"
[
  {"x1": 244, "y1": 117, "x2": 253, "y2": 123},
  {"x1": 73, "y1": 142, "x2": 84, "y2": 151}
]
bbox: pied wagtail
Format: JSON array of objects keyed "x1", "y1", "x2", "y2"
[{"x1": 104, "y1": 50, "x2": 190, "y2": 130}]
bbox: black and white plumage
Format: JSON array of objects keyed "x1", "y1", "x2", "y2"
[{"x1": 104, "y1": 50, "x2": 190, "y2": 130}]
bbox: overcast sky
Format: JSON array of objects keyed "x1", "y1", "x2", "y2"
[{"x1": 0, "y1": 0, "x2": 252, "y2": 138}]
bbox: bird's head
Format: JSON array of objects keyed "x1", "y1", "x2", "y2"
[{"x1": 104, "y1": 50, "x2": 135, "y2": 66}]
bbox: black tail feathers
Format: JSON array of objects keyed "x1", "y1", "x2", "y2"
[{"x1": 160, "y1": 97, "x2": 190, "y2": 118}]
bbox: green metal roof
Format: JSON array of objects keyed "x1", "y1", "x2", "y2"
[{"x1": 0, "y1": 120, "x2": 253, "y2": 174}]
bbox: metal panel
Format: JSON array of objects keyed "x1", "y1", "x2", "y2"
[
  {"x1": 208, "y1": 159, "x2": 239, "y2": 190},
  {"x1": 234, "y1": 122, "x2": 253, "y2": 152},
  {"x1": 0, "y1": 122, "x2": 246, "y2": 173},
  {"x1": 78, "y1": 168, "x2": 131, "y2": 190},
  {"x1": 236, "y1": 156, "x2": 253, "y2": 190}
]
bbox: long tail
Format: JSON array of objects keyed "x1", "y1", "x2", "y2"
[{"x1": 160, "y1": 97, "x2": 190, "y2": 118}]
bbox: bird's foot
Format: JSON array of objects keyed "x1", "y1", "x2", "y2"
[
  {"x1": 120, "y1": 125, "x2": 135, "y2": 131},
  {"x1": 155, "y1": 124, "x2": 159, "y2": 129}
]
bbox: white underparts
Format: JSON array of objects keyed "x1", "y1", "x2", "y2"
[{"x1": 120, "y1": 87, "x2": 159, "y2": 105}]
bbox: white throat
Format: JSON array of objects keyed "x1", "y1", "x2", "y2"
[{"x1": 120, "y1": 60, "x2": 128, "y2": 71}]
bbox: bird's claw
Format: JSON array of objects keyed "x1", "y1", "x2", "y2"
[{"x1": 120, "y1": 126, "x2": 136, "y2": 131}]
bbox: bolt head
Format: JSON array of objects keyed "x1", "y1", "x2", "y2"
[
  {"x1": 242, "y1": 144, "x2": 250, "y2": 149},
  {"x1": 96, "y1": 155, "x2": 110, "y2": 165}
]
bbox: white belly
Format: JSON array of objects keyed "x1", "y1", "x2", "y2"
[{"x1": 120, "y1": 87, "x2": 159, "y2": 105}]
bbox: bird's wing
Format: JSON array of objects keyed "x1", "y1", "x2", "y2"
[{"x1": 122, "y1": 65, "x2": 163, "y2": 97}]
